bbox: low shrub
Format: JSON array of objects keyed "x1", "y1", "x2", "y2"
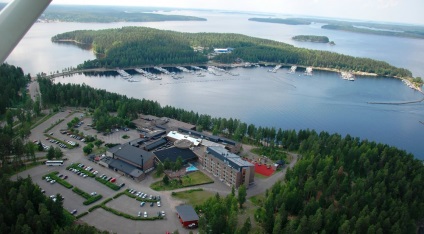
[
  {"x1": 83, "y1": 194, "x2": 102, "y2": 205},
  {"x1": 72, "y1": 187, "x2": 91, "y2": 199},
  {"x1": 88, "y1": 204, "x2": 102, "y2": 212},
  {"x1": 75, "y1": 212, "x2": 89, "y2": 219},
  {"x1": 43, "y1": 172, "x2": 73, "y2": 189},
  {"x1": 95, "y1": 177, "x2": 120, "y2": 190}
]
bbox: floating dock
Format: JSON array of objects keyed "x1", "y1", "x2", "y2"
[
  {"x1": 304, "y1": 67, "x2": 313, "y2": 76},
  {"x1": 176, "y1": 66, "x2": 193, "y2": 73},
  {"x1": 341, "y1": 71, "x2": 355, "y2": 81},
  {"x1": 153, "y1": 66, "x2": 170, "y2": 75},
  {"x1": 288, "y1": 66, "x2": 297, "y2": 74},
  {"x1": 268, "y1": 64, "x2": 282, "y2": 73},
  {"x1": 135, "y1": 68, "x2": 161, "y2": 80},
  {"x1": 117, "y1": 69, "x2": 131, "y2": 79}
]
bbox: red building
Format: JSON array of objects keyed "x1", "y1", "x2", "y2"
[{"x1": 175, "y1": 205, "x2": 199, "y2": 228}]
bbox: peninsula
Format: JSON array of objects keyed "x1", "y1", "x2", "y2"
[{"x1": 51, "y1": 26, "x2": 412, "y2": 78}]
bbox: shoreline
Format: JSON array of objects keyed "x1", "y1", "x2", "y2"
[{"x1": 38, "y1": 61, "x2": 423, "y2": 94}]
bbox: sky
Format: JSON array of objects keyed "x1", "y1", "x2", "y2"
[{"x1": 1, "y1": 0, "x2": 423, "y2": 25}]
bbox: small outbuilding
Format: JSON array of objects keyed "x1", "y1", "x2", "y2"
[{"x1": 175, "y1": 205, "x2": 199, "y2": 228}]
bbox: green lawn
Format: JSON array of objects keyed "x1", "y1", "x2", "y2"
[
  {"x1": 172, "y1": 189, "x2": 215, "y2": 206},
  {"x1": 150, "y1": 171, "x2": 214, "y2": 191}
]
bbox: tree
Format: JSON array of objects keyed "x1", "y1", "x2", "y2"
[
  {"x1": 175, "y1": 156, "x2": 183, "y2": 171},
  {"x1": 54, "y1": 147, "x2": 63, "y2": 159},
  {"x1": 156, "y1": 163, "x2": 164, "y2": 176},
  {"x1": 47, "y1": 147, "x2": 55, "y2": 160},
  {"x1": 238, "y1": 184, "x2": 247, "y2": 208},
  {"x1": 163, "y1": 158, "x2": 171, "y2": 170},
  {"x1": 83, "y1": 145, "x2": 93, "y2": 155},
  {"x1": 94, "y1": 139, "x2": 103, "y2": 148},
  {"x1": 163, "y1": 174, "x2": 170, "y2": 185}
]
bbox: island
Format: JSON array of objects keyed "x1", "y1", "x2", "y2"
[
  {"x1": 37, "y1": 5, "x2": 206, "y2": 23},
  {"x1": 249, "y1": 17, "x2": 424, "y2": 39},
  {"x1": 248, "y1": 17, "x2": 310, "y2": 25},
  {"x1": 51, "y1": 26, "x2": 412, "y2": 78},
  {"x1": 292, "y1": 35, "x2": 330, "y2": 43}
]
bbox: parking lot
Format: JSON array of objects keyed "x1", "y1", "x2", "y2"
[{"x1": 16, "y1": 110, "x2": 192, "y2": 233}]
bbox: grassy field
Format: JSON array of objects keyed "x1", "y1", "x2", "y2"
[
  {"x1": 150, "y1": 171, "x2": 214, "y2": 191},
  {"x1": 171, "y1": 189, "x2": 215, "y2": 206}
]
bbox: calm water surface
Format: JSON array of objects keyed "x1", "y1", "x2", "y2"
[
  {"x1": 5, "y1": 11, "x2": 424, "y2": 158},
  {"x1": 54, "y1": 67, "x2": 424, "y2": 158}
]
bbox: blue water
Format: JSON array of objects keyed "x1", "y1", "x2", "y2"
[
  {"x1": 5, "y1": 10, "x2": 424, "y2": 159},
  {"x1": 54, "y1": 67, "x2": 424, "y2": 159}
]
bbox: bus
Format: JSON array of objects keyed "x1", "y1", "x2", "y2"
[{"x1": 45, "y1": 160, "x2": 64, "y2": 166}]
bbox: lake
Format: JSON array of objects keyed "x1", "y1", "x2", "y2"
[{"x1": 5, "y1": 10, "x2": 424, "y2": 159}]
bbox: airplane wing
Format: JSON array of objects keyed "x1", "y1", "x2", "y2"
[{"x1": 0, "y1": 0, "x2": 52, "y2": 63}]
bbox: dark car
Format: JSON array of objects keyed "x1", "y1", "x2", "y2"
[{"x1": 150, "y1": 202, "x2": 154, "y2": 207}]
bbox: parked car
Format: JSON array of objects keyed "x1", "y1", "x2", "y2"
[
  {"x1": 138, "y1": 211, "x2": 141, "y2": 217},
  {"x1": 90, "y1": 192, "x2": 97, "y2": 196},
  {"x1": 157, "y1": 201, "x2": 161, "y2": 207},
  {"x1": 71, "y1": 209, "x2": 77, "y2": 215},
  {"x1": 150, "y1": 202, "x2": 154, "y2": 207},
  {"x1": 143, "y1": 211, "x2": 147, "y2": 218},
  {"x1": 140, "y1": 202, "x2": 145, "y2": 207}
]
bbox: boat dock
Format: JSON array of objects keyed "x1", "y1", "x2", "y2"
[
  {"x1": 341, "y1": 71, "x2": 355, "y2": 81},
  {"x1": 116, "y1": 69, "x2": 131, "y2": 79},
  {"x1": 176, "y1": 66, "x2": 193, "y2": 73},
  {"x1": 153, "y1": 66, "x2": 170, "y2": 75},
  {"x1": 288, "y1": 66, "x2": 297, "y2": 74},
  {"x1": 135, "y1": 68, "x2": 161, "y2": 80},
  {"x1": 268, "y1": 64, "x2": 282, "y2": 73},
  {"x1": 191, "y1": 66, "x2": 207, "y2": 72},
  {"x1": 304, "y1": 67, "x2": 313, "y2": 76}
]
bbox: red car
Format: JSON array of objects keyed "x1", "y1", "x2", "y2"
[{"x1": 110, "y1": 178, "x2": 116, "y2": 183}]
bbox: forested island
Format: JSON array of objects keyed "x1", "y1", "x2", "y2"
[
  {"x1": 292, "y1": 35, "x2": 330, "y2": 43},
  {"x1": 51, "y1": 27, "x2": 412, "y2": 77},
  {"x1": 249, "y1": 17, "x2": 424, "y2": 39},
  {"x1": 38, "y1": 5, "x2": 206, "y2": 23}
]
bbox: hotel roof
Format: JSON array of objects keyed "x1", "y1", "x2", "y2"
[
  {"x1": 207, "y1": 146, "x2": 253, "y2": 170},
  {"x1": 167, "y1": 131, "x2": 201, "y2": 146}
]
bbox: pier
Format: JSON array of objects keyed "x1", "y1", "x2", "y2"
[
  {"x1": 176, "y1": 66, "x2": 193, "y2": 73},
  {"x1": 153, "y1": 66, "x2": 170, "y2": 75},
  {"x1": 116, "y1": 69, "x2": 131, "y2": 79},
  {"x1": 135, "y1": 68, "x2": 161, "y2": 80},
  {"x1": 304, "y1": 67, "x2": 313, "y2": 76},
  {"x1": 340, "y1": 71, "x2": 355, "y2": 81},
  {"x1": 268, "y1": 64, "x2": 282, "y2": 73},
  {"x1": 288, "y1": 66, "x2": 297, "y2": 74}
]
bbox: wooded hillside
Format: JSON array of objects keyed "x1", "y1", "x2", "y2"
[{"x1": 51, "y1": 27, "x2": 412, "y2": 77}]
